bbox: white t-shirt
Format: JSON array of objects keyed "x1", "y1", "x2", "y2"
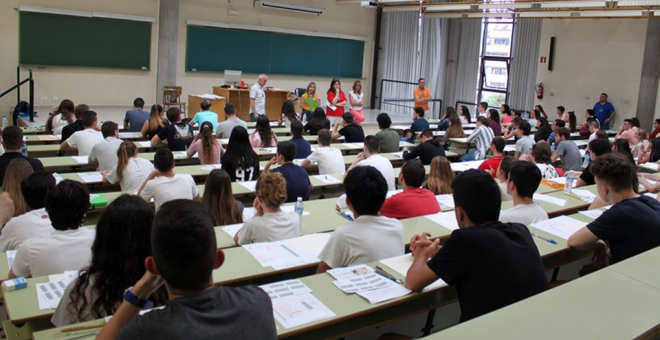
[
  {"x1": 500, "y1": 203, "x2": 549, "y2": 226},
  {"x1": 306, "y1": 147, "x2": 345, "y2": 175},
  {"x1": 106, "y1": 157, "x2": 155, "y2": 192},
  {"x1": 89, "y1": 137, "x2": 123, "y2": 171},
  {"x1": 348, "y1": 91, "x2": 363, "y2": 111},
  {"x1": 237, "y1": 211, "x2": 300, "y2": 245},
  {"x1": 356, "y1": 154, "x2": 395, "y2": 191},
  {"x1": 52, "y1": 114, "x2": 70, "y2": 135},
  {"x1": 12, "y1": 228, "x2": 95, "y2": 278},
  {"x1": 536, "y1": 163, "x2": 559, "y2": 179},
  {"x1": 281, "y1": 112, "x2": 300, "y2": 129},
  {"x1": 140, "y1": 174, "x2": 199, "y2": 211},
  {"x1": 318, "y1": 215, "x2": 405, "y2": 269},
  {"x1": 66, "y1": 129, "x2": 104, "y2": 156},
  {"x1": 499, "y1": 182, "x2": 512, "y2": 202},
  {"x1": 250, "y1": 83, "x2": 266, "y2": 116},
  {"x1": 588, "y1": 132, "x2": 597, "y2": 142},
  {"x1": 0, "y1": 208, "x2": 53, "y2": 252}
]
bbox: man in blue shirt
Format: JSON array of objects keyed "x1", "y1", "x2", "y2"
[
  {"x1": 264, "y1": 141, "x2": 312, "y2": 202},
  {"x1": 405, "y1": 107, "x2": 430, "y2": 143},
  {"x1": 593, "y1": 93, "x2": 616, "y2": 130},
  {"x1": 192, "y1": 100, "x2": 219, "y2": 130},
  {"x1": 289, "y1": 120, "x2": 312, "y2": 159},
  {"x1": 123, "y1": 98, "x2": 149, "y2": 132}
]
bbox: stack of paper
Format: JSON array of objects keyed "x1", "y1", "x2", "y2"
[
  {"x1": 424, "y1": 211, "x2": 459, "y2": 231},
  {"x1": 533, "y1": 193, "x2": 567, "y2": 206},
  {"x1": 78, "y1": 172, "x2": 103, "y2": 183},
  {"x1": 36, "y1": 280, "x2": 68, "y2": 310},
  {"x1": 341, "y1": 143, "x2": 364, "y2": 149},
  {"x1": 71, "y1": 156, "x2": 89, "y2": 164},
  {"x1": 531, "y1": 215, "x2": 587, "y2": 240},
  {"x1": 243, "y1": 237, "x2": 321, "y2": 270},
  {"x1": 570, "y1": 189, "x2": 597, "y2": 203},
  {"x1": 260, "y1": 280, "x2": 335, "y2": 329},
  {"x1": 380, "y1": 255, "x2": 447, "y2": 292},
  {"x1": 313, "y1": 175, "x2": 342, "y2": 184},
  {"x1": 6, "y1": 250, "x2": 17, "y2": 269},
  {"x1": 221, "y1": 223, "x2": 244, "y2": 238},
  {"x1": 435, "y1": 195, "x2": 455, "y2": 210},
  {"x1": 328, "y1": 265, "x2": 412, "y2": 304}
]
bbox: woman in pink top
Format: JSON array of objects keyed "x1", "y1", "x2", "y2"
[
  {"x1": 187, "y1": 122, "x2": 224, "y2": 164},
  {"x1": 249, "y1": 115, "x2": 278, "y2": 148}
]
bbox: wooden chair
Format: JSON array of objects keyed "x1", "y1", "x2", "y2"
[{"x1": 163, "y1": 86, "x2": 186, "y2": 116}]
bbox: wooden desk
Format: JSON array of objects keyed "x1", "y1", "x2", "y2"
[
  {"x1": 213, "y1": 87, "x2": 290, "y2": 121},
  {"x1": 187, "y1": 95, "x2": 226, "y2": 120}
]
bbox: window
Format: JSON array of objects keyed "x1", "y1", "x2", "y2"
[
  {"x1": 491, "y1": 68, "x2": 507, "y2": 75},
  {"x1": 478, "y1": 14, "x2": 515, "y2": 108}
]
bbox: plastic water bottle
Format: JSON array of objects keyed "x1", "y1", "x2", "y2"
[
  {"x1": 20, "y1": 140, "x2": 28, "y2": 157},
  {"x1": 582, "y1": 152, "x2": 590, "y2": 168},
  {"x1": 2, "y1": 116, "x2": 7, "y2": 129},
  {"x1": 294, "y1": 197, "x2": 304, "y2": 231},
  {"x1": 564, "y1": 171, "x2": 575, "y2": 195}
]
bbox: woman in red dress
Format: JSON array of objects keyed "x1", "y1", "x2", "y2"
[{"x1": 326, "y1": 78, "x2": 347, "y2": 126}]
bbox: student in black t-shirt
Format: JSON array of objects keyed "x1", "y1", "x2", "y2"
[
  {"x1": 331, "y1": 112, "x2": 364, "y2": 143},
  {"x1": 96, "y1": 200, "x2": 276, "y2": 340},
  {"x1": 576, "y1": 138, "x2": 612, "y2": 187},
  {"x1": 0, "y1": 127, "x2": 44, "y2": 187},
  {"x1": 150, "y1": 108, "x2": 194, "y2": 151},
  {"x1": 263, "y1": 141, "x2": 312, "y2": 202},
  {"x1": 405, "y1": 169, "x2": 548, "y2": 322},
  {"x1": 568, "y1": 153, "x2": 660, "y2": 266},
  {"x1": 221, "y1": 126, "x2": 261, "y2": 182},
  {"x1": 401, "y1": 129, "x2": 446, "y2": 165}
]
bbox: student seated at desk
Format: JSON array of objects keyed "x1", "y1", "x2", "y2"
[
  {"x1": 402, "y1": 129, "x2": 446, "y2": 165},
  {"x1": 405, "y1": 169, "x2": 549, "y2": 322},
  {"x1": 96, "y1": 200, "x2": 276, "y2": 340},
  {"x1": 376, "y1": 113, "x2": 401, "y2": 153},
  {"x1": 317, "y1": 166, "x2": 404, "y2": 273},
  {"x1": 497, "y1": 156, "x2": 515, "y2": 202},
  {"x1": 278, "y1": 99, "x2": 300, "y2": 129},
  {"x1": 380, "y1": 161, "x2": 440, "y2": 219},
  {"x1": 263, "y1": 141, "x2": 312, "y2": 203},
  {"x1": 345, "y1": 135, "x2": 396, "y2": 191},
  {"x1": 250, "y1": 115, "x2": 278, "y2": 148},
  {"x1": 222, "y1": 127, "x2": 261, "y2": 182},
  {"x1": 524, "y1": 142, "x2": 559, "y2": 179},
  {"x1": 302, "y1": 129, "x2": 345, "y2": 175},
  {"x1": 0, "y1": 171, "x2": 55, "y2": 252},
  {"x1": 0, "y1": 127, "x2": 44, "y2": 187},
  {"x1": 576, "y1": 139, "x2": 612, "y2": 187},
  {"x1": 61, "y1": 111, "x2": 104, "y2": 156},
  {"x1": 203, "y1": 169, "x2": 244, "y2": 226},
  {"x1": 89, "y1": 121, "x2": 123, "y2": 171},
  {"x1": 9, "y1": 180, "x2": 95, "y2": 278},
  {"x1": 141, "y1": 104, "x2": 167, "y2": 141},
  {"x1": 215, "y1": 103, "x2": 247, "y2": 139},
  {"x1": 52, "y1": 195, "x2": 168, "y2": 326},
  {"x1": 547, "y1": 119, "x2": 565, "y2": 148},
  {"x1": 303, "y1": 107, "x2": 331, "y2": 136},
  {"x1": 46, "y1": 99, "x2": 75, "y2": 135},
  {"x1": 234, "y1": 172, "x2": 299, "y2": 245},
  {"x1": 514, "y1": 121, "x2": 534, "y2": 159},
  {"x1": 3, "y1": 158, "x2": 33, "y2": 217},
  {"x1": 424, "y1": 156, "x2": 454, "y2": 195},
  {"x1": 289, "y1": 120, "x2": 312, "y2": 159},
  {"x1": 104, "y1": 141, "x2": 155, "y2": 192},
  {"x1": 332, "y1": 112, "x2": 365, "y2": 143},
  {"x1": 192, "y1": 99, "x2": 219, "y2": 131},
  {"x1": 405, "y1": 107, "x2": 429, "y2": 143},
  {"x1": 462, "y1": 117, "x2": 495, "y2": 162},
  {"x1": 551, "y1": 127, "x2": 582, "y2": 172},
  {"x1": 568, "y1": 153, "x2": 660, "y2": 267},
  {"x1": 187, "y1": 122, "x2": 224, "y2": 165},
  {"x1": 123, "y1": 97, "x2": 148, "y2": 133},
  {"x1": 138, "y1": 149, "x2": 200, "y2": 211},
  {"x1": 151, "y1": 108, "x2": 194, "y2": 151},
  {"x1": 500, "y1": 161, "x2": 548, "y2": 225},
  {"x1": 477, "y1": 136, "x2": 505, "y2": 177},
  {"x1": 61, "y1": 104, "x2": 89, "y2": 143}
]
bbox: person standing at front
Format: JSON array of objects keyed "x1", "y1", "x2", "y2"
[
  {"x1": 414, "y1": 78, "x2": 432, "y2": 114},
  {"x1": 326, "y1": 79, "x2": 347, "y2": 127},
  {"x1": 593, "y1": 93, "x2": 616, "y2": 130},
  {"x1": 250, "y1": 74, "x2": 268, "y2": 122}
]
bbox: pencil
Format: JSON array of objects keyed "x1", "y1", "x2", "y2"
[{"x1": 61, "y1": 323, "x2": 105, "y2": 333}]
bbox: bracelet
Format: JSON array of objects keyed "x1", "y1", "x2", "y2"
[{"x1": 123, "y1": 287, "x2": 154, "y2": 309}]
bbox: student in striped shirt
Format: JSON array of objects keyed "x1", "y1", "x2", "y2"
[{"x1": 462, "y1": 117, "x2": 495, "y2": 162}]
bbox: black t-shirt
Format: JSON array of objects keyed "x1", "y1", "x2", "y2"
[
  {"x1": 147, "y1": 121, "x2": 170, "y2": 141},
  {"x1": 403, "y1": 139, "x2": 446, "y2": 165},
  {"x1": 339, "y1": 124, "x2": 365, "y2": 143},
  {"x1": 272, "y1": 163, "x2": 310, "y2": 202},
  {"x1": 587, "y1": 195, "x2": 660, "y2": 263},
  {"x1": 427, "y1": 222, "x2": 549, "y2": 322},
  {"x1": 0, "y1": 153, "x2": 44, "y2": 186},
  {"x1": 579, "y1": 164, "x2": 595, "y2": 185},
  {"x1": 61, "y1": 120, "x2": 84, "y2": 143},
  {"x1": 157, "y1": 122, "x2": 194, "y2": 151},
  {"x1": 116, "y1": 286, "x2": 276, "y2": 340},
  {"x1": 222, "y1": 156, "x2": 261, "y2": 182}
]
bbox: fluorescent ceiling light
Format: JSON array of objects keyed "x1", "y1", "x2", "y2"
[
  {"x1": 425, "y1": 4, "x2": 473, "y2": 11},
  {"x1": 579, "y1": 9, "x2": 643, "y2": 15},
  {"x1": 517, "y1": 11, "x2": 574, "y2": 17},
  {"x1": 541, "y1": 1, "x2": 606, "y2": 8},
  {"x1": 617, "y1": 0, "x2": 660, "y2": 6},
  {"x1": 261, "y1": 1, "x2": 324, "y2": 15},
  {"x1": 478, "y1": 2, "x2": 534, "y2": 9}
]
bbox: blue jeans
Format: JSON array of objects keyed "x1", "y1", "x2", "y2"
[
  {"x1": 461, "y1": 152, "x2": 478, "y2": 162},
  {"x1": 250, "y1": 112, "x2": 257, "y2": 122}
]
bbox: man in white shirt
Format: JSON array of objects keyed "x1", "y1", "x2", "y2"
[
  {"x1": 0, "y1": 172, "x2": 55, "y2": 252},
  {"x1": 89, "y1": 121, "x2": 123, "y2": 171},
  {"x1": 344, "y1": 135, "x2": 395, "y2": 191},
  {"x1": 500, "y1": 161, "x2": 548, "y2": 225},
  {"x1": 249, "y1": 74, "x2": 268, "y2": 122},
  {"x1": 215, "y1": 103, "x2": 248, "y2": 139},
  {"x1": 317, "y1": 166, "x2": 405, "y2": 273},
  {"x1": 139, "y1": 149, "x2": 200, "y2": 211},
  {"x1": 9, "y1": 180, "x2": 95, "y2": 278},
  {"x1": 302, "y1": 129, "x2": 345, "y2": 175},
  {"x1": 60, "y1": 111, "x2": 104, "y2": 156}
]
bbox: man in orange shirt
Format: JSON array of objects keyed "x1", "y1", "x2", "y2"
[{"x1": 413, "y1": 78, "x2": 432, "y2": 112}]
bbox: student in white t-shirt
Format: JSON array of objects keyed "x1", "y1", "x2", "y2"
[
  {"x1": 345, "y1": 135, "x2": 395, "y2": 191},
  {"x1": 348, "y1": 80, "x2": 366, "y2": 125},
  {"x1": 60, "y1": 111, "x2": 104, "y2": 156},
  {"x1": 278, "y1": 100, "x2": 300, "y2": 129},
  {"x1": 317, "y1": 166, "x2": 405, "y2": 273},
  {"x1": 301, "y1": 129, "x2": 345, "y2": 175},
  {"x1": 139, "y1": 149, "x2": 200, "y2": 211},
  {"x1": 234, "y1": 172, "x2": 299, "y2": 245},
  {"x1": 104, "y1": 141, "x2": 155, "y2": 192},
  {"x1": 8, "y1": 180, "x2": 96, "y2": 279},
  {"x1": 89, "y1": 121, "x2": 123, "y2": 171},
  {"x1": 0, "y1": 172, "x2": 55, "y2": 252},
  {"x1": 500, "y1": 161, "x2": 548, "y2": 225}
]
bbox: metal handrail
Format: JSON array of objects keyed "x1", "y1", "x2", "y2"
[
  {"x1": 0, "y1": 67, "x2": 35, "y2": 123},
  {"x1": 378, "y1": 79, "x2": 443, "y2": 118}
]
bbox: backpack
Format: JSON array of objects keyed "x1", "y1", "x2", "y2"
[{"x1": 12, "y1": 101, "x2": 30, "y2": 126}]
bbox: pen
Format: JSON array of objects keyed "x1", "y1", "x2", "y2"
[
  {"x1": 374, "y1": 270, "x2": 402, "y2": 284},
  {"x1": 66, "y1": 331, "x2": 100, "y2": 340},
  {"x1": 337, "y1": 211, "x2": 353, "y2": 221},
  {"x1": 531, "y1": 232, "x2": 558, "y2": 245},
  {"x1": 375, "y1": 266, "x2": 404, "y2": 284},
  {"x1": 61, "y1": 323, "x2": 105, "y2": 333}
]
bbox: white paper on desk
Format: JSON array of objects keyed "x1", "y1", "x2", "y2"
[
  {"x1": 435, "y1": 194, "x2": 455, "y2": 209},
  {"x1": 284, "y1": 233, "x2": 331, "y2": 258},
  {"x1": 380, "y1": 255, "x2": 447, "y2": 292},
  {"x1": 548, "y1": 177, "x2": 577, "y2": 188},
  {"x1": 258, "y1": 147, "x2": 277, "y2": 153},
  {"x1": 570, "y1": 189, "x2": 597, "y2": 203},
  {"x1": 327, "y1": 264, "x2": 374, "y2": 281},
  {"x1": 201, "y1": 164, "x2": 222, "y2": 171},
  {"x1": 48, "y1": 271, "x2": 79, "y2": 286},
  {"x1": 71, "y1": 156, "x2": 89, "y2": 164},
  {"x1": 6, "y1": 250, "x2": 17, "y2": 269},
  {"x1": 52, "y1": 172, "x2": 64, "y2": 184},
  {"x1": 270, "y1": 292, "x2": 335, "y2": 329},
  {"x1": 424, "y1": 211, "x2": 459, "y2": 231},
  {"x1": 579, "y1": 209, "x2": 604, "y2": 220},
  {"x1": 432, "y1": 131, "x2": 445, "y2": 136},
  {"x1": 533, "y1": 193, "x2": 566, "y2": 207},
  {"x1": 260, "y1": 279, "x2": 312, "y2": 298},
  {"x1": 118, "y1": 132, "x2": 135, "y2": 138},
  {"x1": 332, "y1": 273, "x2": 391, "y2": 294},
  {"x1": 640, "y1": 162, "x2": 659, "y2": 171},
  {"x1": 221, "y1": 223, "x2": 244, "y2": 238},
  {"x1": 37, "y1": 289, "x2": 51, "y2": 310},
  {"x1": 243, "y1": 207, "x2": 255, "y2": 221},
  {"x1": 341, "y1": 143, "x2": 363, "y2": 149},
  {"x1": 356, "y1": 282, "x2": 411, "y2": 305},
  {"x1": 313, "y1": 175, "x2": 342, "y2": 184},
  {"x1": 574, "y1": 140, "x2": 588, "y2": 147},
  {"x1": 392, "y1": 151, "x2": 404, "y2": 159},
  {"x1": 174, "y1": 151, "x2": 194, "y2": 159},
  {"x1": 78, "y1": 172, "x2": 103, "y2": 183},
  {"x1": 239, "y1": 180, "x2": 258, "y2": 192},
  {"x1": 243, "y1": 240, "x2": 318, "y2": 270},
  {"x1": 503, "y1": 145, "x2": 516, "y2": 153},
  {"x1": 450, "y1": 160, "x2": 484, "y2": 172},
  {"x1": 137, "y1": 141, "x2": 152, "y2": 148},
  {"x1": 391, "y1": 125, "x2": 409, "y2": 130},
  {"x1": 36, "y1": 280, "x2": 68, "y2": 309},
  {"x1": 531, "y1": 215, "x2": 587, "y2": 240}
]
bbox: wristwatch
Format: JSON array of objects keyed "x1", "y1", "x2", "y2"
[{"x1": 123, "y1": 287, "x2": 154, "y2": 309}]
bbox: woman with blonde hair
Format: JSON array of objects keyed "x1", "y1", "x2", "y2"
[
  {"x1": 348, "y1": 80, "x2": 366, "y2": 125},
  {"x1": 141, "y1": 104, "x2": 167, "y2": 140},
  {"x1": 300, "y1": 82, "x2": 320, "y2": 123},
  {"x1": 187, "y1": 121, "x2": 223, "y2": 165},
  {"x1": 3, "y1": 158, "x2": 34, "y2": 216},
  {"x1": 46, "y1": 99, "x2": 75, "y2": 134},
  {"x1": 202, "y1": 169, "x2": 244, "y2": 226},
  {"x1": 103, "y1": 141, "x2": 154, "y2": 192},
  {"x1": 424, "y1": 156, "x2": 454, "y2": 195}
]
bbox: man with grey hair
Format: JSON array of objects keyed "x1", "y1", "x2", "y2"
[{"x1": 250, "y1": 74, "x2": 268, "y2": 121}]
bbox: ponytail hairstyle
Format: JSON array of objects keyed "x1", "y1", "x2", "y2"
[
  {"x1": 148, "y1": 104, "x2": 164, "y2": 131},
  {"x1": 281, "y1": 100, "x2": 298, "y2": 122},
  {"x1": 116, "y1": 141, "x2": 137, "y2": 182},
  {"x1": 200, "y1": 121, "x2": 218, "y2": 165}
]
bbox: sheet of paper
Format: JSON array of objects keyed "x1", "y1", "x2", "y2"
[
  {"x1": 450, "y1": 160, "x2": 485, "y2": 172},
  {"x1": 424, "y1": 211, "x2": 459, "y2": 231},
  {"x1": 243, "y1": 207, "x2": 255, "y2": 221},
  {"x1": 356, "y1": 282, "x2": 411, "y2": 304},
  {"x1": 6, "y1": 250, "x2": 16, "y2": 269},
  {"x1": 579, "y1": 209, "x2": 604, "y2": 220},
  {"x1": 174, "y1": 151, "x2": 193, "y2": 159},
  {"x1": 432, "y1": 131, "x2": 445, "y2": 136},
  {"x1": 52, "y1": 172, "x2": 64, "y2": 184},
  {"x1": 570, "y1": 189, "x2": 597, "y2": 203},
  {"x1": 258, "y1": 147, "x2": 277, "y2": 153},
  {"x1": 533, "y1": 193, "x2": 567, "y2": 207},
  {"x1": 640, "y1": 162, "x2": 659, "y2": 171},
  {"x1": 503, "y1": 145, "x2": 516, "y2": 153},
  {"x1": 379, "y1": 255, "x2": 447, "y2": 292},
  {"x1": 531, "y1": 215, "x2": 587, "y2": 240},
  {"x1": 47, "y1": 271, "x2": 78, "y2": 286},
  {"x1": 243, "y1": 240, "x2": 319, "y2": 270},
  {"x1": 37, "y1": 289, "x2": 52, "y2": 310},
  {"x1": 78, "y1": 172, "x2": 103, "y2": 183},
  {"x1": 35, "y1": 280, "x2": 68, "y2": 309},
  {"x1": 341, "y1": 143, "x2": 364, "y2": 149},
  {"x1": 332, "y1": 273, "x2": 391, "y2": 293},
  {"x1": 71, "y1": 156, "x2": 89, "y2": 164},
  {"x1": 435, "y1": 194, "x2": 455, "y2": 209},
  {"x1": 118, "y1": 132, "x2": 135, "y2": 138},
  {"x1": 201, "y1": 164, "x2": 222, "y2": 171},
  {"x1": 239, "y1": 180, "x2": 258, "y2": 192},
  {"x1": 293, "y1": 159, "x2": 305, "y2": 166},
  {"x1": 283, "y1": 233, "x2": 331, "y2": 258},
  {"x1": 327, "y1": 264, "x2": 375, "y2": 281},
  {"x1": 260, "y1": 279, "x2": 313, "y2": 298},
  {"x1": 392, "y1": 151, "x2": 403, "y2": 159},
  {"x1": 221, "y1": 223, "x2": 244, "y2": 238},
  {"x1": 313, "y1": 175, "x2": 342, "y2": 184},
  {"x1": 270, "y1": 292, "x2": 336, "y2": 329},
  {"x1": 326, "y1": 102, "x2": 337, "y2": 111},
  {"x1": 644, "y1": 192, "x2": 658, "y2": 199},
  {"x1": 137, "y1": 141, "x2": 152, "y2": 148},
  {"x1": 391, "y1": 125, "x2": 409, "y2": 130},
  {"x1": 574, "y1": 140, "x2": 588, "y2": 147}
]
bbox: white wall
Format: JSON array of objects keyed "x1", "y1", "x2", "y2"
[{"x1": 535, "y1": 19, "x2": 647, "y2": 125}]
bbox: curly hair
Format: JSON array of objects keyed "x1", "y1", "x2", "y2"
[{"x1": 256, "y1": 172, "x2": 287, "y2": 207}]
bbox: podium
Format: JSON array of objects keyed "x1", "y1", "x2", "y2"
[
  {"x1": 213, "y1": 87, "x2": 290, "y2": 122},
  {"x1": 187, "y1": 95, "x2": 226, "y2": 120}
]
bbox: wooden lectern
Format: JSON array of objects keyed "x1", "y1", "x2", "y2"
[{"x1": 213, "y1": 87, "x2": 290, "y2": 121}]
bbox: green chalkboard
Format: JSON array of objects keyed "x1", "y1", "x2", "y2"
[
  {"x1": 186, "y1": 26, "x2": 364, "y2": 78},
  {"x1": 19, "y1": 11, "x2": 152, "y2": 70}
]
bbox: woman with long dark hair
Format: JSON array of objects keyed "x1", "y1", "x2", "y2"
[
  {"x1": 535, "y1": 105, "x2": 548, "y2": 119},
  {"x1": 278, "y1": 100, "x2": 300, "y2": 128},
  {"x1": 304, "y1": 108, "x2": 331, "y2": 136},
  {"x1": 535, "y1": 117, "x2": 552, "y2": 142},
  {"x1": 187, "y1": 121, "x2": 223, "y2": 165},
  {"x1": 51, "y1": 195, "x2": 167, "y2": 326},
  {"x1": 249, "y1": 115, "x2": 277, "y2": 148},
  {"x1": 501, "y1": 104, "x2": 513, "y2": 124},
  {"x1": 222, "y1": 126, "x2": 261, "y2": 182},
  {"x1": 141, "y1": 104, "x2": 167, "y2": 140},
  {"x1": 565, "y1": 111, "x2": 577, "y2": 133},
  {"x1": 488, "y1": 109, "x2": 502, "y2": 137},
  {"x1": 614, "y1": 138, "x2": 635, "y2": 165},
  {"x1": 203, "y1": 169, "x2": 244, "y2": 226},
  {"x1": 459, "y1": 105, "x2": 472, "y2": 125},
  {"x1": 326, "y1": 78, "x2": 347, "y2": 126},
  {"x1": 46, "y1": 99, "x2": 75, "y2": 134}
]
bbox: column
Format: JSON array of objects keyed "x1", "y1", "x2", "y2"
[{"x1": 156, "y1": 0, "x2": 180, "y2": 105}]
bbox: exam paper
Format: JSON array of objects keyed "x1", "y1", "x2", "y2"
[
  {"x1": 356, "y1": 282, "x2": 411, "y2": 304},
  {"x1": 531, "y1": 215, "x2": 587, "y2": 240},
  {"x1": 260, "y1": 279, "x2": 312, "y2": 298},
  {"x1": 341, "y1": 143, "x2": 364, "y2": 149},
  {"x1": 118, "y1": 132, "x2": 135, "y2": 138},
  {"x1": 380, "y1": 255, "x2": 447, "y2": 292},
  {"x1": 424, "y1": 211, "x2": 459, "y2": 231},
  {"x1": 640, "y1": 162, "x2": 659, "y2": 171},
  {"x1": 570, "y1": 189, "x2": 597, "y2": 203},
  {"x1": 332, "y1": 273, "x2": 391, "y2": 293},
  {"x1": 239, "y1": 180, "x2": 258, "y2": 192},
  {"x1": 48, "y1": 271, "x2": 79, "y2": 286},
  {"x1": 533, "y1": 193, "x2": 567, "y2": 207},
  {"x1": 201, "y1": 164, "x2": 222, "y2": 171},
  {"x1": 243, "y1": 239, "x2": 319, "y2": 270},
  {"x1": 313, "y1": 175, "x2": 342, "y2": 184},
  {"x1": 327, "y1": 264, "x2": 374, "y2": 281},
  {"x1": 221, "y1": 223, "x2": 244, "y2": 238},
  {"x1": 386, "y1": 189, "x2": 403, "y2": 199},
  {"x1": 78, "y1": 172, "x2": 103, "y2": 183},
  {"x1": 435, "y1": 194, "x2": 455, "y2": 210},
  {"x1": 71, "y1": 156, "x2": 89, "y2": 164},
  {"x1": 259, "y1": 147, "x2": 277, "y2": 153},
  {"x1": 52, "y1": 172, "x2": 64, "y2": 184},
  {"x1": 283, "y1": 234, "x2": 331, "y2": 258},
  {"x1": 391, "y1": 125, "x2": 409, "y2": 130},
  {"x1": 173, "y1": 151, "x2": 194, "y2": 159},
  {"x1": 138, "y1": 141, "x2": 152, "y2": 148},
  {"x1": 270, "y1": 292, "x2": 335, "y2": 329},
  {"x1": 392, "y1": 152, "x2": 404, "y2": 159},
  {"x1": 6, "y1": 250, "x2": 16, "y2": 269},
  {"x1": 450, "y1": 160, "x2": 485, "y2": 172},
  {"x1": 579, "y1": 209, "x2": 603, "y2": 220},
  {"x1": 644, "y1": 192, "x2": 658, "y2": 199},
  {"x1": 36, "y1": 280, "x2": 68, "y2": 310}
]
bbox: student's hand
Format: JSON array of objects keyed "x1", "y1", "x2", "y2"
[
  {"x1": 132, "y1": 271, "x2": 165, "y2": 299},
  {"x1": 402, "y1": 147, "x2": 409, "y2": 153},
  {"x1": 355, "y1": 152, "x2": 366, "y2": 162},
  {"x1": 49, "y1": 106, "x2": 57, "y2": 115},
  {"x1": 410, "y1": 232, "x2": 431, "y2": 256},
  {"x1": 148, "y1": 170, "x2": 161, "y2": 179},
  {"x1": 266, "y1": 157, "x2": 277, "y2": 168},
  {"x1": 485, "y1": 168, "x2": 495, "y2": 177},
  {"x1": 253, "y1": 197, "x2": 265, "y2": 217},
  {"x1": 335, "y1": 88, "x2": 340, "y2": 95},
  {"x1": 415, "y1": 238, "x2": 441, "y2": 259},
  {"x1": 592, "y1": 246, "x2": 609, "y2": 270},
  {"x1": 0, "y1": 193, "x2": 15, "y2": 227},
  {"x1": 519, "y1": 154, "x2": 532, "y2": 162}
]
